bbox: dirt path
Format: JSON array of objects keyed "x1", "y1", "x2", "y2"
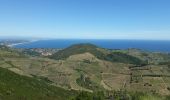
[{"x1": 101, "y1": 80, "x2": 112, "y2": 90}]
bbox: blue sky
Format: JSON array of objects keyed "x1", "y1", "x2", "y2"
[{"x1": 0, "y1": 0, "x2": 170, "y2": 40}]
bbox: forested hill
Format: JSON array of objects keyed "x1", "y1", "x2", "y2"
[{"x1": 50, "y1": 43, "x2": 147, "y2": 65}]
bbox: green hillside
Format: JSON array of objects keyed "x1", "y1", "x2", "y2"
[
  {"x1": 0, "y1": 67, "x2": 76, "y2": 100},
  {"x1": 50, "y1": 43, "x2": 99, "y2": 60},
  {"x1": 1, "y1": 44, "x2": 170, "y2": 100},
  {"x1": 0, "y1": 45, "x2": 25, "y2": 58},
  {"x1": 50, "y1": 43, "x2": 146, "y2": 65}
]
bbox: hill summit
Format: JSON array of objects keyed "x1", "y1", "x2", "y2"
[
  {"x1": 50, "y1": 43, "x2": 101, "y2": 60},
  {"x1": 50, "y1": 43, "x2": 146, "y2": 65}
]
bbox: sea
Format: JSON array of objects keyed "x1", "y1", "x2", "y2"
[{"x1": 14, "y1": 39, "x2": 170, "y2": 53}]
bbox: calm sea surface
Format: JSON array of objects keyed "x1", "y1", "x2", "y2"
[{"x1": 14, "y1": 39, "x2": 170, "y2": 52}]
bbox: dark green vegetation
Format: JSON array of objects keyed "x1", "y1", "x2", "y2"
[
  {"x1": 72, "y1": 90, "x2": 170, "y2": 100},
  {"x1": 104, "y1": 52, "x2": 147, "y2": 65},
  {"x1": 50, "y1": 44, "x2": 146, "y2": 65},
  {"x1": 0, "y1": 67, "x2": 76, "y2": 100}
]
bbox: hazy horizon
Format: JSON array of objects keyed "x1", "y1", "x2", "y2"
[{"x1": 1, "y1": 36, "x2": 170, "y2": 41}]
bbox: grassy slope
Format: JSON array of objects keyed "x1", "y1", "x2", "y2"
[
  {"x1": 0, "y1": 45, "x2": 26, "y2": 58},
  {"x1": 0, "y1": 67, "x2": 76, "y2": 100}
]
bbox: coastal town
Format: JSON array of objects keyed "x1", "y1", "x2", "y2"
[{"x1": 28, "y1": 48, "x2": 62, "y2": 56}]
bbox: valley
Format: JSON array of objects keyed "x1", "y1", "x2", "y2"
[{"x1": 0, "y1": 44, "x2": 170, "y2": 100}]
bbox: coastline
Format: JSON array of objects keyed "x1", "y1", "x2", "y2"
[
  {"x1": 8, "y1": 39, "x2": 170, "y2": 53},
  {"x1": 7, "y1": 40, "x2": 39, "y2": 47}
]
